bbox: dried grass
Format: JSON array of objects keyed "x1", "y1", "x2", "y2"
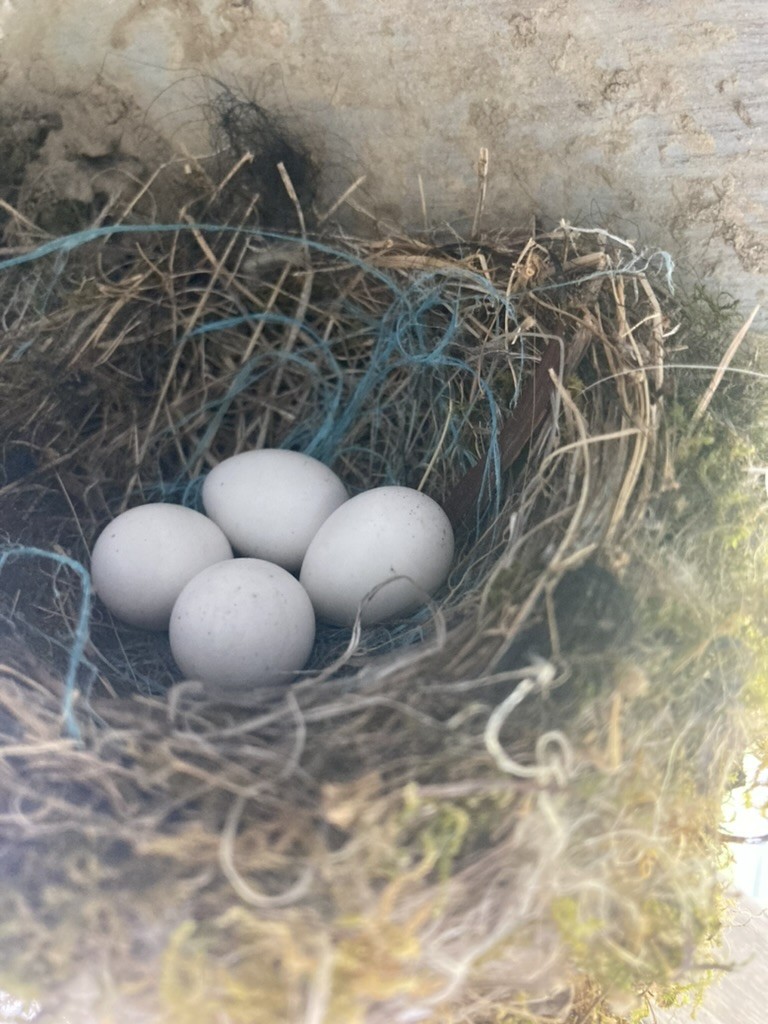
[{"x1": 0, "y1": 165, "x2": 757, "y2": 1023}]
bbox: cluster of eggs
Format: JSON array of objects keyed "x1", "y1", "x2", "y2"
[{"x1": 90, "y1": 450, "x2": 455, "y2": 702}]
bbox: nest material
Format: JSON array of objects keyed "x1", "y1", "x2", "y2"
[{"x1": 0, "y1": 169, "x2": 753, "y2": 1024}]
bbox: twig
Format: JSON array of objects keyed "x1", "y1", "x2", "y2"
[
  {"x1": 316, "y1": 174, "x2": 367, "y2": 224},
  {"x1": 690, "y1": 304, "x2": 760, "y2": 427},
  {"x1": 418, "y1": 173, "x2": 429, "y2": 231},
  {"x1": 471, "y1": 147, "x2": 489, "y2": 238},
  {"x1": 277, "y1": 160, "x2": 308, "y2": 242},
  {"x1": 417, "y1": 398, "x2": 454, "y2": 492}
]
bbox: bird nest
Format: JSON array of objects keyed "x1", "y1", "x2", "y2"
[{"x1": 0, "y1": 158, "x2": 760, "y2": 1024}]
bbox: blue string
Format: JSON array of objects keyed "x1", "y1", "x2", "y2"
[
  {"x1": 181, "y1": 311, "x2": 349, "y2": 471},
  {"x1": 0, "y1": 222, "x2": 525, "y2": 327},
  {"x1": 0, "y1": 224, "x2": 400, "y2": 289},
  {"x1": 0, "y1": 220, "x2": 675, "y2": 301},
  {"x1": 0, "y1": 222, "x2": 675, "y2": 720},
  {"x1": 0, "y1": 546, "x2": 91, "y2": 740}
]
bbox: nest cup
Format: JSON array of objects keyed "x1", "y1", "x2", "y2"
[{"x1": 0, "y1": 155, "x2": 751, "y2": 1024}]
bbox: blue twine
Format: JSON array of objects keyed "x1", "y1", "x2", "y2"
[
  {"x1": 0, "y1": 221, "x2": 514, "y2": 515},
  {"x1": 0, "y1": 545, "x2": 91, "y2": 740},
  {"x1": 0, "y1": 224, "x2": 401, "y2": 291},
  {"x1": 0, "y1": 222, "x2": 524, "y2": 333},
  {"x1": 163, "y1": 256, "x2": 517, "y2": 487},
  {"x1": 0, "y1": 221, "x2": 676, "y2": 717},
  {"x1": 0, "y1": 221, "x2": 675, "y2": 305},
  {"x1": 181, "y1": 312, "x2": 348, "y2": 471}
]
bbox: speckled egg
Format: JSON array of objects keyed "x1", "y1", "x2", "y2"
[
  {"x1": 169, "y1": 558, "x2": 316, "y2": 698},
  {"x1": 299, "y1": 486, "x2": 454, "y2": 626},
  {"x1": 202, "y1": 448, "x2": 348, "y2": 572},
  {"x1": 90, "y1": 503, "x2": 233, "y2": 630}
]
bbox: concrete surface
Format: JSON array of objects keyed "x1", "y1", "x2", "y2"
[{"x1": 0, "y1": 0, "x2": 765, "y2": 330}]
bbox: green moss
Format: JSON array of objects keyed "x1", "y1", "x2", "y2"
[
  {"x1": 551, "y1": 897, "x2": 605, "y2": 964},
  {"x1": 656, "y1": 287, "x2": 768, "y2": 727}
]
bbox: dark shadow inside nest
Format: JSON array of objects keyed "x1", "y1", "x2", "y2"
[
  {"x1": 201, "y1": 85, "x2": 319, "y2": 232},
  {"x1": 496, "y1": 561, "x2": 635, "y2": 671}
]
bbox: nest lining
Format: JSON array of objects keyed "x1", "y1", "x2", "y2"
[{"x1": 0, "y1": 175, "x2": 754, "y2": 1024}]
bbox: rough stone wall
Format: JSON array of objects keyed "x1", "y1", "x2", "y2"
[{"x1": 1, "y1": 1, "x2": 765, "y2": 331}]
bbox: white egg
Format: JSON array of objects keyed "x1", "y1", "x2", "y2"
[
  {"x1": 169, "y1": 558, "x2": 316, "y2": 698},
  {"x1": 90, "y1": 503, "x2": 233, "y2": 630},
  {"x1": 201, "y1": 448, "x2": 348, "y2": 572},
  {"x1": 299, "y1": 486, "x2": 454, "y2": 626}
]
